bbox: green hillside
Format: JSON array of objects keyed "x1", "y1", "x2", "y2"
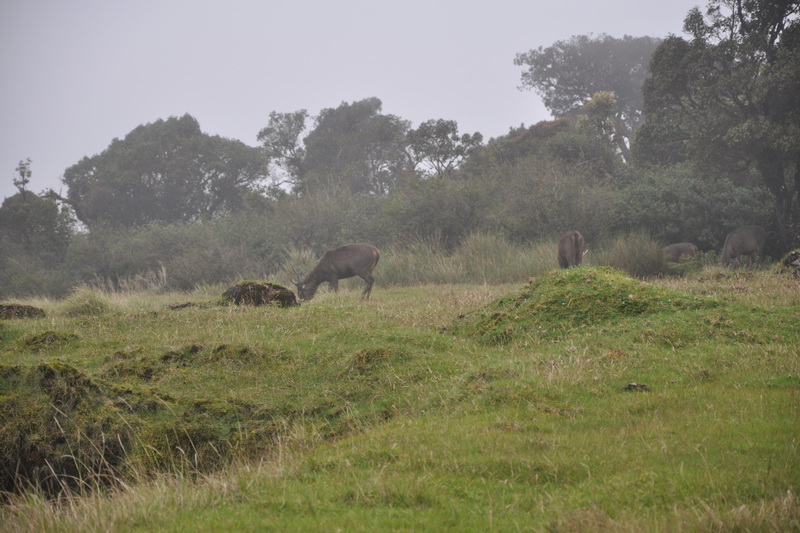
[{"x1": 1, "y1": 268, "x2": 798, "y2": 531}]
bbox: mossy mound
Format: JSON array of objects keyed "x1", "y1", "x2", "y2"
[
  {"x1": 0, "y1": 361, "x2": 134, "y2": 496},
  {"x1": 221, "y1": 281, "x2": 298, "y2": 307},
  {"x1": 22, "y1": 330, "x2": 79, "y2": 351},
  {"x1": 0, "y1": 304, "x2": 45, "y2": 320},
  {"x1": 776, "y1": 249, "x2": 800, "y2": 278},
  {"x1": 453, "y1": 267, "x2": 719, "y2": 345},
  {"x1": 0, "y1": 357, "x2": 285, "y2": 497}
]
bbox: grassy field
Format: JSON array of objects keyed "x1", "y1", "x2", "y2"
[{"x1": 1, "y1": 266, "x2": 798, "y2": 532}]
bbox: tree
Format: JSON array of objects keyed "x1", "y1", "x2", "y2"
[
  {"x1": 14, "y1": 158, "x2": 32, "y2": 192},
  {"x1": 300, "y1": 98, "x2": 411, "y2": 195},
  {"x1": 515, "y1": 34, "x2": 661, "y2": 158},
  {"x1": 462, "y1": 119, "x2": 622, "y2": 182},
  {"x1": 636, "y1": 1, "x2": 800, "y2": 248},
  {"x1": 1, "y1": 160, "x2": 73, "y2": 268},
  {"x1": 405, "y1": 119, "x2": 483, "y2": 178},
  {"x1": 257, "y1": 110, "x2": 309, "y2": 188},
  {"x1": 61, "y1": 114, "x2": 270, "y2": 229}
]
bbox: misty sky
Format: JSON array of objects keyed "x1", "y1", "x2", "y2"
[{"x1": 0, "y1": 0, "x2": 702, "y2": 201}]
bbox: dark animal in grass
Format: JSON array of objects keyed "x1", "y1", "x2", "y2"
[
  {"x1": 662, "y1": 242, "x2": 699, "y2": 263},
  {"x1": 719, "y1": 225, "x2": 767, "y2": 267},
  {"x1": 557, "y1": 230, "x2": 586, "y2": 269},
  {"x1": 293, "y1": 243, "x2": 380, "y2": 301}
]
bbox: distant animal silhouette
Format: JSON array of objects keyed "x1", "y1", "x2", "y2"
[
  {"x1": 663, "y1": 242, "x2": 698, "y2": 263},
  {"x1": 557, "y1": 230, "x2": 586, "y2": 269},
  {"x1": 720, "y1": 225, "x2": 766, "y2": 267}
]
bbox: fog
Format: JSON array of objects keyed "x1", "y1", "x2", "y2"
[{"x1": 0, "y1": 0, "x2": 700, "y2": 200}]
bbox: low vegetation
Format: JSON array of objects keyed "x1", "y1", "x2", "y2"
[{"x1": 1, "y1": 254, "x2": 798, "y2": 531}]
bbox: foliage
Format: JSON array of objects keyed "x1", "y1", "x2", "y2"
[
  {"x1": 13, "y1": 158, "x2": 32, "y2": 192},
  {"x1": 477, "y1": 155, "x2": 617, "y2": 244},
  {"x1": 60, "y1": 114, "x2": 270, "y2": 229},
  {"x1": 257, "y1": 109, "x2": 309, "y2": 187},
  {"x1": 0, "y1": 181, "x2": 74, "y2": 298},
  {"x1": 589, "y1": 231, "x2": 666, "y2": 277},
  {"x1": 300, "y1": 98, "x2": 411, "y2": 195},
  {"x1": 380, "y1": 179, "x2": 487, "y2": 249},
  {"x1": 464, "y1": 119, "x2": 623, "y2": 181},
  {"x1": 405, "y1": 119, "x2": 483, "y2": 178},
  {"x1": 613, "y1": 163, "x2": 773, "y2": 250},
  {"x1": 515, "y1": 34, "x2": 661, "y2": 155},
  {"x1": 0, "y1": 191, "x2": 73, "y2": 265},
  {"x1": 636, "y1": 1, "x2": 800, "y2": 248}
]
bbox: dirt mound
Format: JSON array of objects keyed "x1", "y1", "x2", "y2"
[
  {"x1": 221, "y1": 281, "x2": 298, "y2": 307},
  {"x1": 0, "y1": 304, "x2": 45, "y2": 320},
  {"x1": 453, "y1": 267, "x2": 718, "y2": 344}
]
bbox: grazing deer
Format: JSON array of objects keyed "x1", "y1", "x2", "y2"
[
  {"x1": 293, "y1": 243, "x2": 380, "y2": 301},
  {"x1": 720, "y1": 225, "x2": 766, "y2": 267}
]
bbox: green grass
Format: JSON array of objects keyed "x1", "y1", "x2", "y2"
[{"x1": 1, "y1": 268, "x2": 798, "y2": 531}]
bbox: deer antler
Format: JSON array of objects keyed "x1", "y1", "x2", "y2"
[{"x1": 291, "y1": 267, "x2": 304, "y2": 286}]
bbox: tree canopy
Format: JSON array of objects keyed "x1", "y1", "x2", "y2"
[
  {"x1": 515, "y1": 34, "x2": 661, "y2": 157},
  {"x1": 61, "y1": 114, "x2": 269, "y2": 229},
  {"x1": 636, "y1": 0, "x2": 800, "y2": 248},
  {"x1": 258, "y1": 98, "x2": 483, "y2": 196}
]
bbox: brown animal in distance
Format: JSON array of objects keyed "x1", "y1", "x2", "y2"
[
  {"x1": 293, "y1": 243, "x2": 380, "y2": 301},
  {"x1": 720, "y1": 225, "x2": 767, "y2": 267},
  {"x1": 558, "y1": 230, "x2": 586, "y2": 269},
  {"x1": 662, "y1": 242, "x2": 699, "y2": 263}
]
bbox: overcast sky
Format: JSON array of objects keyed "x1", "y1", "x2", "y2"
[{"x1": 0, "y1": 0, "x2": 701, "y2": 201}]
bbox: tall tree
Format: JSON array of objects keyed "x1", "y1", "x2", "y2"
[
  {"x1": 300, "y1": 98, "x2": 410, "y2": 195},
  {"x1": 257, "y1": 110, "x2": 309, "y2": 189},
  {"x1": 515, "y1": 34, "x2": 661, "y2": 158},
  {"x1": 13, "y1": 158, "x2": 32, "y2": 192},
  {"x1": 405, "y1": 119, "x2": 483, "y2": 178},
  {"x1": 61, "y1": 114, "x2": 270, "y2": 229},
  {"x1": 1, "y1": 160, "x2": 73, "y2": 268},
  {"x1": 636, "y1": 0, "x2": 800, "y2": 248}
]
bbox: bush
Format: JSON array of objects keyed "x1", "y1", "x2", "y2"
[{"x1": 614, "y1": 163, "x2": 772, "y2": 250}]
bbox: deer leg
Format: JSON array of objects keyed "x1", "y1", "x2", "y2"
[
  {"x1": 329, "y1": 278, "x2": 339, "y2": 293},
  {"x1": 360, "y1": 275, "x2": 374, "y2": 300}
]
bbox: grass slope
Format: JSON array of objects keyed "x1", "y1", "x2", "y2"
[{"x1": 1, "y1": 268, "x2": 798, "y2": 531}]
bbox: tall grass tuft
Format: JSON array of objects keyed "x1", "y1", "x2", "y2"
[
  {"x1": 380, "y1": 233, "x2": 558, "y2": 286},
  {"x1": 591, "y1": 231, "x2": 665, "y2": 277},
  {"x1": 276, "y1": 246, "x2": 321, "y2": 286},
  {"x1": 59, "y1": 287, "x2": 115, "y2": 316}
]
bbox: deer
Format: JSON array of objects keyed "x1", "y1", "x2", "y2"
[{"x1": 292, "y1": 243, "x2": 380, "y2": 301}]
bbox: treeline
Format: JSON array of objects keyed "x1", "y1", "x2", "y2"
[
  {"x1": 1, "y1": 2, "x2": 797, "y2": 298},
  {"x1": 0, "y1": 116, "x2": 771, "y2": 297}
]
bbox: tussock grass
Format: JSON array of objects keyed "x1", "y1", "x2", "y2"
[
  {"x1": 57, "y1": 287, "x2": 115, "y2": 317},
  {"x1": 589, "y1": 230, "x2": 666, "y2": 277}
]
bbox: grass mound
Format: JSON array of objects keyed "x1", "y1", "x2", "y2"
[
  {"x1": 453, "y1": 267, "x2": 719, "y2": 344},
  {"x1": 0, "y1": 304, "x2": 45, "y2": 320},
  {"x1": 61, "y1": 287, "x2": 113, "y2": 317}
]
